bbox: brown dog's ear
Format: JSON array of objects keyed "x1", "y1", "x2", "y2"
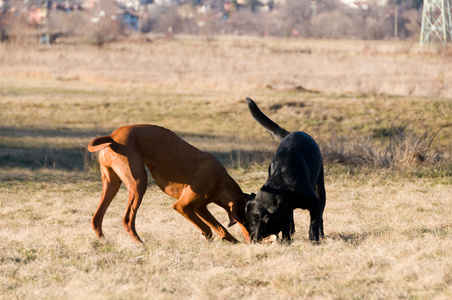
[
  {"x1": 230, "y1": 193, "x2": 250, "y2": 225},
  {"x1": 227, "y1": 219, "x2": 237, "y2": 227},
  {"x1": 231, "y1": 193, "x2": 253, "y2": 243}
]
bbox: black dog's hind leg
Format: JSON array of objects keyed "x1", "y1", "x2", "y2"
[
  {"x1": 308, "y1": 196, "x2": 323, "y2": 242},
  {"x1": 290, "y1": 210, "x2": 295, "y2": 234},
  {"x1": 315, "y1": 166, "x2": 326, "y2": 239}
]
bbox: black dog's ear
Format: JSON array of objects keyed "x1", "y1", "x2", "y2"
[{"x1": 249, "y1": 193, "x2": 256, "y2": 201}]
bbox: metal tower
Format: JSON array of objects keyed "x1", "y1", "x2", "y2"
[{"x1": 420, "y1": 0, "x2": 452, "y2": 46}]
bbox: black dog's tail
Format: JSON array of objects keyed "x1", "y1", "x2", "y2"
[{"x1": 246, "y1": 97, "x2": 290, "y2": 141}]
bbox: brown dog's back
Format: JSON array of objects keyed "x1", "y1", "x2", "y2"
[{"x1": 89, "y1": 125, "x2": 230, "y2": 199}]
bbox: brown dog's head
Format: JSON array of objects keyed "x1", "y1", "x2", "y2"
[{"x1": 230, "y1": 193, "x2": 254, "y2": 243}]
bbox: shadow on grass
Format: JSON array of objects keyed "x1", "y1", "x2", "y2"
[
  {"x1": 328, "y1": 232, "x2": 370, "y2": 246},
  {"x1": 0, "y1": 126, "x2": 274, "y2": 171},
  {"x1": 0, "y1": 145, "x2": 89, "y2": 170},
  {"x1": 328, "y1": 227, "x2": 394, "y2": 246},
  {"x1": 0, "y1": 126, "x2": 228, "y2": 140},
  {"x1": 0, "y1": 126, "x2": 111, "y2": 139}
]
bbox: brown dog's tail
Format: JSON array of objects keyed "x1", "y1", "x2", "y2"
[
  {"x1": 87, "y1": 136, "x2": 115, "y2": 152},
  {"x1": 246, "y1": 97, "x2": 290, "y2": 141}
]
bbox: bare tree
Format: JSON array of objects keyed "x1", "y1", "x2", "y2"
[{"x1": 277, "y1": 0, "x2": 313, "y2": 36}]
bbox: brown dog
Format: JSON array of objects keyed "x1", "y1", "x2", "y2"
[{"x1": 88, "y1": 124, "x2": 250, "y2": 244}]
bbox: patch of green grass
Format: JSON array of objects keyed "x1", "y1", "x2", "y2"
[
  {"x1": 1, "y1": 79, "x2": 450, "y2": 176},
  {"x1": 0, "y1": 84, "x2": 108, "y2": 97}
]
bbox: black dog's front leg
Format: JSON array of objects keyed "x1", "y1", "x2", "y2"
[
  {"x1": 281, "y1": 226, "x2": 291, "y2": 243},
  {"x1": 281, "y1": 211, "x2": 294, "y2": 243}
]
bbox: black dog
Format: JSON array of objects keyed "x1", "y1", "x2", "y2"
[{"x1": 245, "y1": 97, "x2": 326, "y2": 243}]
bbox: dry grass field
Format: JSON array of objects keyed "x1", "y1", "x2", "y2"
[{"x1": 1, "y1": 36, "x2": 451, "y2": 299}]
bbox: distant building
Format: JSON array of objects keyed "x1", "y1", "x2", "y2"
[
  {"x1": 340, "y1": 0, "x2": 388, "y2": 9},
  {"x1": 153, "y1": 0, "x2": 177, "y2": 5},
  {"x1": 82, "y1": 0, "x2": 98, "y2": 10},
  {"x1": 29, "y1": 7, "x2": 44, "y2": 25}
]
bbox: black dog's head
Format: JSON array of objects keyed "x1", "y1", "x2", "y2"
[{"x1": 245, "y1": 191, "x2": 288, "y2": 242}]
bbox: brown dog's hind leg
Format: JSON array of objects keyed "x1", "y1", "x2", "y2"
[
  {"x1": 122, "y1": 176, "x2": 148, "y2": 244},
  {"x1": 195, "y1": 204, "x2": 239, "y2": 243},
  {"x1": 172, "y1": 192, "x2": 214, "y2": 241},
  {"x1": 92, "y1": 166, "x2": 121, "y2": 239},
  {"x1": 111, "y1": 156, "x2": 148, "y2": 244}
]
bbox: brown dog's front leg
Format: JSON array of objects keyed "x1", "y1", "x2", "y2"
[
  {"x1": 172, "y1": 196, "x2": 214, "y2": 241},
  {"x1": 196, "y1": 205, "x2": 239, "y2": 243}
]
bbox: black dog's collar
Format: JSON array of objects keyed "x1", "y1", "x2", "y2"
[{"x1": 260, "y1": 185, "x2": 293, "y2": 196}]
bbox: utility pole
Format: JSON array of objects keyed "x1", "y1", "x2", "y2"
[
  {"x1": 420, "y1": 0, "x2": 452, "y2": 46},
  {"x1": 394, "y1": 6, "x2": 398, "y2": 40},
  {"x1": 311, "y1": 0, "x2": 317, "y2": 20},
  {"x1": 39, "y1": 0, "x2": 50, "y2": 46}
]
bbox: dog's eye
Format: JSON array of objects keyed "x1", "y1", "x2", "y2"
[{"x1": 250, "y1": 214, "x2": 262, "y2": 225}]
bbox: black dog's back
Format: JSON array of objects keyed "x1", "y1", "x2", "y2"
[{"x1": 270, "y1": 132, "x2": 323, "y2": 194}]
